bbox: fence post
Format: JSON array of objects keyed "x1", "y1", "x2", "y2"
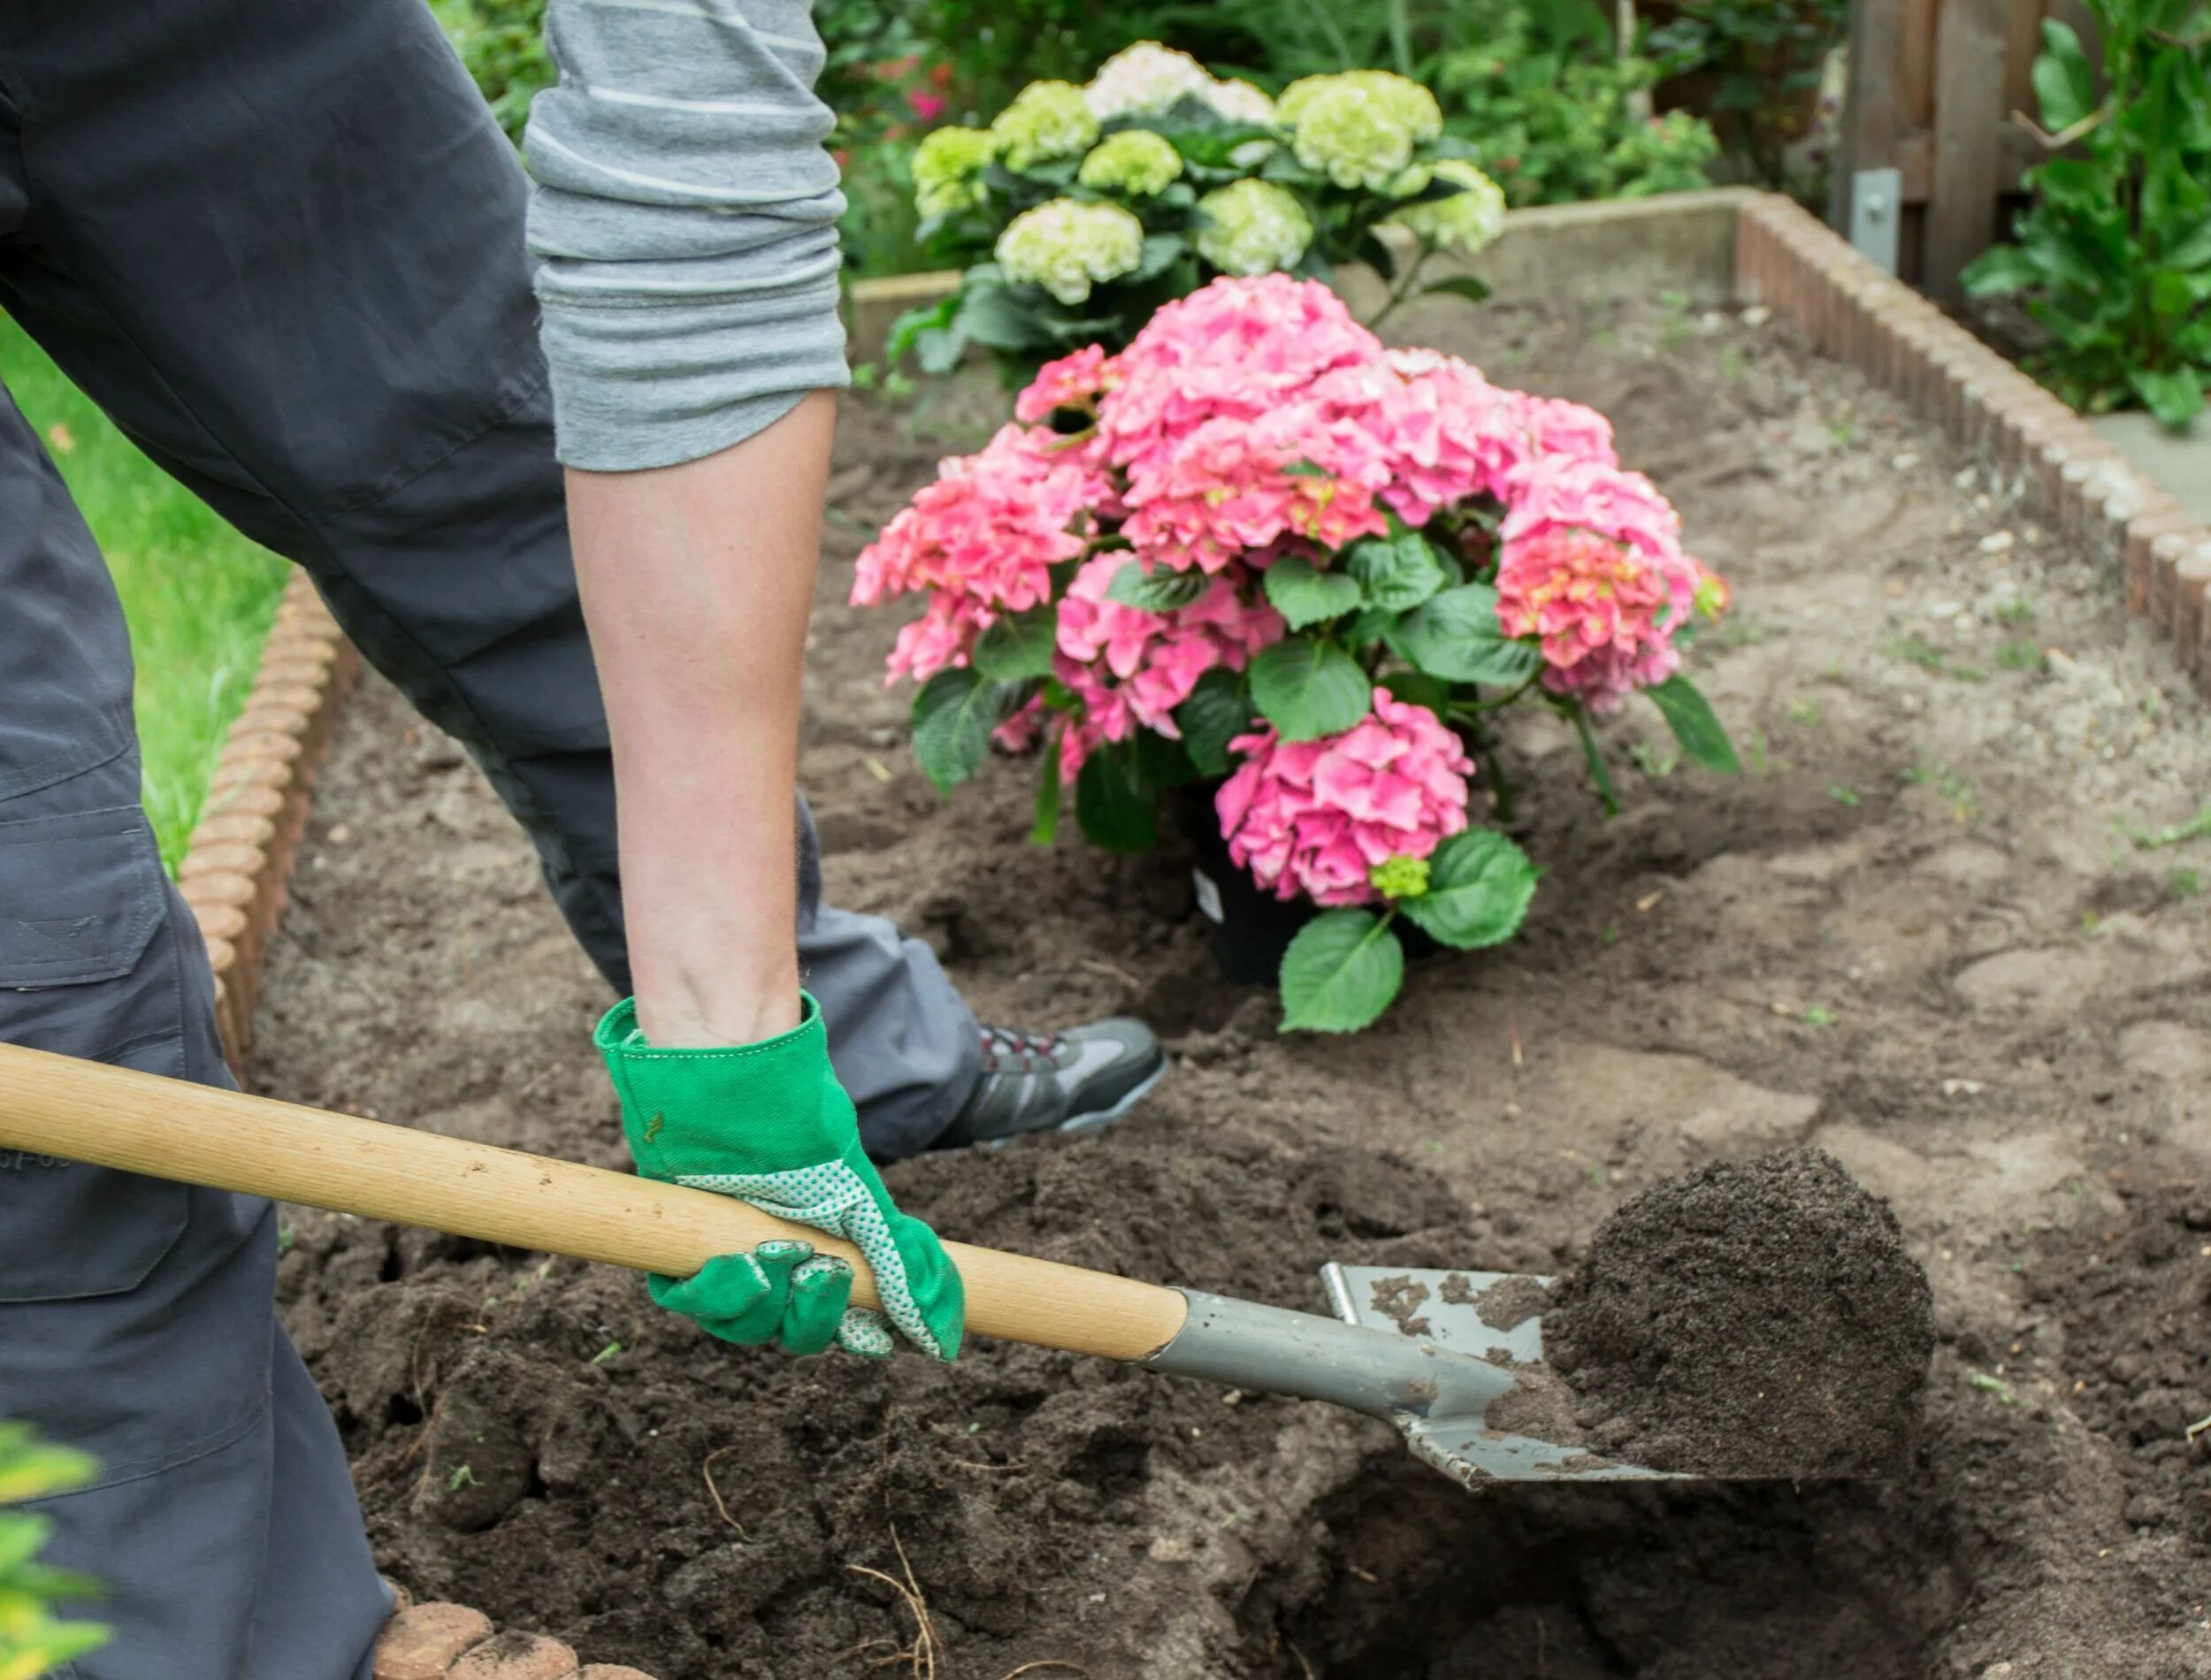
[
  {"x1": 1834, "y1": 0, "x2": 1908, "y2": 244},
  {"x1": 1924, "y1": 0, "x2": 2010, "y2": 289}
]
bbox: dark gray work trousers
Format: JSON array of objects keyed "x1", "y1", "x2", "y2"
[{"x1": 0, "y1": 2, "x2": 981, "y2": 1675}]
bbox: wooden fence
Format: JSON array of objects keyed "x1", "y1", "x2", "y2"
[{"x1": 1833, "y1": 0, "x2": 2097, "y2": 287}]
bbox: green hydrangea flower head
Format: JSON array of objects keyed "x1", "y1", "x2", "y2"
[
  {"x1": 1280, "y1": 70, "x2": 1443, "y2": 191},
  {"x1": 911, "y1": 126, "x2": 998, "y2": 219},
  {"x1": 1341, "y1": 69, "x2": 1443, "y2": 141},
  {"x1": 1369, "y1": 854, "x2": 1432, "y2": 900},
  {"x1": 991, "y1": 80, "x2": 1100, "y2": 171},
  {"x1": 994, "y1": 198, "x2": 1145, "y2": 304},
  {"x1": 1193, "y1": 179, "x2": 1314, "y2": 276},
  {"x1": 1386, "y1": 158, "x2": 1508, "y2": 256},
  {"x1": 1076, "y1": 129, "x2": 1184, "y2": 197},
  {"x1": 1385, "y1": 162, "x2": 1433, "y2": 198}
]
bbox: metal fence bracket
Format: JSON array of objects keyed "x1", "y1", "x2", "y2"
[{"x1": 1848, "y1": 167, "x2": 1902, "y2": 274}]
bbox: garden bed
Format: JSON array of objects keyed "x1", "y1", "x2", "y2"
[{"x1": 256, "y1": 290, "x2": 2211, "y2": 1678}]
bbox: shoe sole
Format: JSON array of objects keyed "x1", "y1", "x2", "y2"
[{"x1": 988, "y1": 1058, "x2": 1168, "y2": 1149}]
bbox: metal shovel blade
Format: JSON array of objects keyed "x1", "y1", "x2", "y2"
[{"x1": 1318, "y1": 1264, "x2": 1684, "y2": 1485}]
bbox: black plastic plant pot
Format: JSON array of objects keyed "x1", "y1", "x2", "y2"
[{"x1": 1171, "y1": 788, "x2": 1437, "y2": 987}]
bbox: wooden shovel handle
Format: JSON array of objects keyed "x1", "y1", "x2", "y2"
[{"x1": 0, "y1": 1041, "x2": 1188, "y2": 1363}]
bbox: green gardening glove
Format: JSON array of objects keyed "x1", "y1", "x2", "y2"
[{"x1": 594, "y1": 993, "x2": 963, "y2": 1361}]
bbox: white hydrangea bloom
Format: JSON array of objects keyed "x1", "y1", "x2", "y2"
[
  {"x1": 1194, "y1": 179, "x2": 1313, "y2": 276},
  {"x1": 1204, "y1": 78, "x2": 1279, "y2": 126},
  {"x1": 1084, "y1": 42, "x2": 1215, "y2": 120},
  {"x1": 1387, "y1": 160, "x2": 1509, "y2": 256},
  {"x1": 995, "y1": 198, "x2": 1147, "y2": 304},
  {"x1": 991, "y1": 80, "x2": 1099, "y2": 170},
  {"x1": 1281, "y1": 71, "x2": 1447, "y2": 191}
]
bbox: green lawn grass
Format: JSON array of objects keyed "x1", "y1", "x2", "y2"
[{"x1": 0, "y1": 316, "x2": 290, "y2": 872}]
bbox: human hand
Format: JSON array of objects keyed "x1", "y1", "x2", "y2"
[{"x1": 594, "y1": 993, "x2": 963, "y2": 1359}]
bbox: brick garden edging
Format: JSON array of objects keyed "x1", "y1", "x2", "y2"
[
  {"x1": 176, "y1": 571, "x2": 362, "y2": 1075},
  {"x1": 1732, "y1": 191, "x2": 2211, "y2": 699}
]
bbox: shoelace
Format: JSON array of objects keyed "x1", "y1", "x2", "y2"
[{"x1": 978, "y1": 1026, "x2": 1062, "y2": 1077}]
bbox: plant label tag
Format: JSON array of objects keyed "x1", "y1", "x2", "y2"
[{"x1": 1191, "y1": 868, "x2": 1224, "y2": 925}]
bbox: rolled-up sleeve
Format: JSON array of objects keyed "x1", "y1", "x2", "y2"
[{"x1": 524, "y1": 0, "x2": 850, "y2": 472}]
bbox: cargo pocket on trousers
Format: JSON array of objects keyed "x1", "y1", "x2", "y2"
[{"x1": 0, "y1": 806, "x2": 190, "y2": 1302}]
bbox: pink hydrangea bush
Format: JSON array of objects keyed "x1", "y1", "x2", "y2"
[{"x1": 853, "y1": 275, "x2": 1733, "y2": 1030}]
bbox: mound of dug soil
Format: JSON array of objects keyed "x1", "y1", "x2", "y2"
[{"x1": 1544, "y1": 1149, "x2": 1934, "y2": 1478}]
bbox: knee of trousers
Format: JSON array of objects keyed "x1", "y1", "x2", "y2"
[{"x1": 0, "y1": 764, "x2": 275, "y2": 1483}]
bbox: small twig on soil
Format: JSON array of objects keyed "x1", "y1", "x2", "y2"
[
  {"x1": 701, "y1": 1446, "x2": 746, "y2": 1534},
  {"x1": 998, "y1": 1664, "x2": 1087, "y2": 1678},
  {"x1": 889, "y1": 1525, "x2": 934, "y2": 1649},
  {"x1": 847, "y1": 1570, "x2": 935, "y2": 1677},
  {"x1": 945, "y1": 1458, "x2": 1029, "y2": 1472},
  {"x1": 845, "y1": 1521, "x2": 937, "y2": 1680},
  {"x1": 2185, "y1": 1412, "x2": 2211, "y2": 1446},
  {"x1": 1287, "y1": 1642, "x2": 1317, "y2": 1680},
  {"x1": 1077, "y1": 957, "x2": 1143, "y2": 990}
]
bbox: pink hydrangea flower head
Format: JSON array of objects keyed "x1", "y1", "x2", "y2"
[
  {"x1": 1015, "y1": 344, "x2": 1120, "y2": 424},
  {"x1": 884, "y1": 592, "x2": 995, "y2": 685},
  {"x1": 1500, "y1": 454, "x2": 1684, "y2": 565},
  {"x1": 1053, "y1": 556, "x2": 1283, "y2": 767},
  {"x1": 1378, "y1": 349, "x2": 1521, "y2": 520},
  {"x1": 1512, "y1": 393, "x2": 1618, "y2": 466},
  {"x1": 853, "y1": 422, "x2": 1111, "y2": 683},
  {"x1": 1214, "y1": 688, "x2": 1473, "y2": 906},
  {"x1": 1099, "y1": 278, "x2": 1387, "y2": 477},
  {"x1": 991, "y1": 691, "x2": 1050, "y2": 754},
  {"x1": 1496, "y1": 525, "x2": 1688, "y2": 713},
  {"x1": 1116, "y1": 408, "x2": 1394, "y2": 572},
  {"x1": 1113, "y1": 273, "x2": 1381, "y2": 399}
]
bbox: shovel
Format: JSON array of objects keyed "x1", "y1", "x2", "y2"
[{"x1": 0, "y1": 1040, "x2": 1675, "y2": 1488}]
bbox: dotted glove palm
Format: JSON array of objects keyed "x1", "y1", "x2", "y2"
[{"x1": 595, "y1": 994, "x2": 963, "y2": 1361}]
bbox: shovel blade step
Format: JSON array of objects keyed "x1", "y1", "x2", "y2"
[{"x1": 1320, "y1": 1264, "x2": 1684, "y2": 1484}]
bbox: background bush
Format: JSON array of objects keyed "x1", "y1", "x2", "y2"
[
  {"x1": 1962, "y1": 3, "x2": 2211, "y2": 429},
  {"x1": 1435, "y1": 3, "x2": 1719, "y2": 206},
  {"x1": 427, "y1": 0, "x2": 1848, "y2": 277}
]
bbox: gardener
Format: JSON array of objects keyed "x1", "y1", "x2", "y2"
[{"x1": 0, "y1": 3, "x2": 1162, "y2": 1676}]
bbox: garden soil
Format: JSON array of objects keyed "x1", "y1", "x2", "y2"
[{"x1": 255, "y1": 294, "x2": 2211, "y2": 1678}]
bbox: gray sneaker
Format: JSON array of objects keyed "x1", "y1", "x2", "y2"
[{"x1": 936, "y1": 1019, "x2": 1166, "y2": 1149}]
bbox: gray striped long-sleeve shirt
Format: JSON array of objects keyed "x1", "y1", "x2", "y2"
[{"x1": 524, "y1": 0, "x2": 850, "y2": 472}]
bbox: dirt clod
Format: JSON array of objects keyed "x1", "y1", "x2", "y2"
[
  {"x1": 1366, "y1": 1273, "x2": 1434, "y2": 1338},
  {"x1": 1471, "y1": 1273, "x2": 1549, "y2": 1333},
  {"x1": 1544, "y1": 1149, "x2": 1934, "y2": 1478}
]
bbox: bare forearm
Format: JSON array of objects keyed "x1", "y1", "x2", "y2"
[{"x1": 568, "y1": 390, "x2": 838, "y2": 1048}]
